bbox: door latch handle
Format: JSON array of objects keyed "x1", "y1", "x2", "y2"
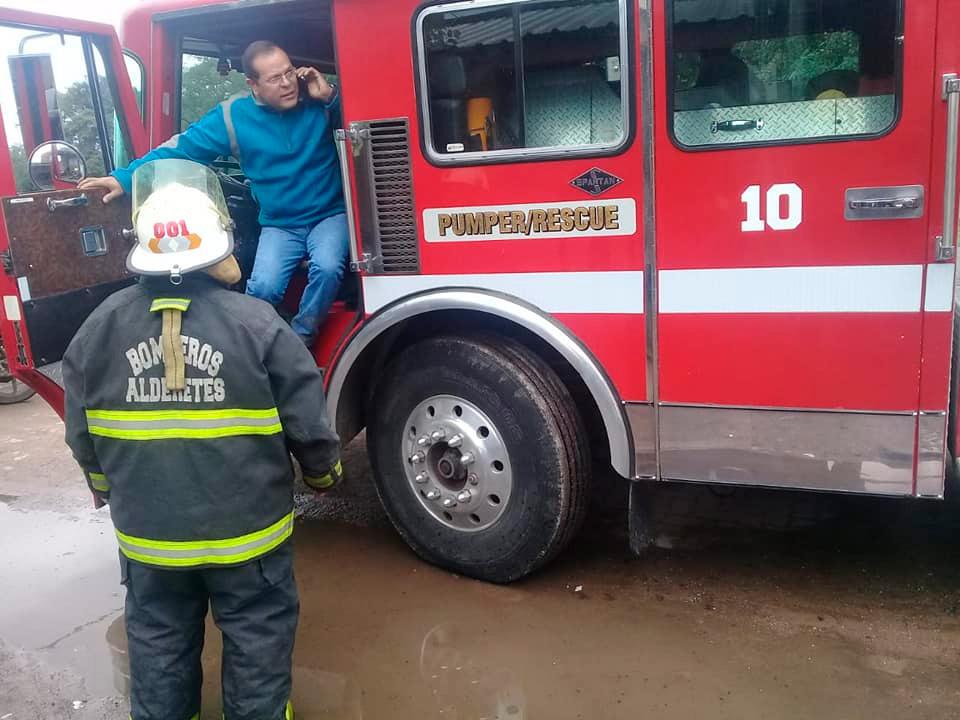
[
  {"x1": 47, "y1": 194, "x2": 89, "y2": 212},
  {"x1": 711, "y1": 118, "x2": 764, "y2": 133},
  {"x1": 848, "y1": 197, "x2": 920, "y2": 210}
]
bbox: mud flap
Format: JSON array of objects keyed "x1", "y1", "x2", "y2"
[{"x1": 628, "y1": 480, "x2": 656, "y2": 556}]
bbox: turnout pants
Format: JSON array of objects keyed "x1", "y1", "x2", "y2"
[{"x1": 121, "y1": 541, "x2": 299, "y2": 720}]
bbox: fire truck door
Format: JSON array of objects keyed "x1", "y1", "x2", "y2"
[
  {"x1": 0, "y1": 10, "x2": 146, "y2": 375},
  {"x1": 338, "y1": 0, "x2": 647, "y2": 452},
  {"x1": 653, "y1": 0, "x2": 941, "y2": 496}
]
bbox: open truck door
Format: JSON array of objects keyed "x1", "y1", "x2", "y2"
[{"x1": 0, "y1": 9, "x2": 146, "y2": 413}]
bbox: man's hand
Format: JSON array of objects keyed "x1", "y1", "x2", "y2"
[
  {"x1": 78, "y1": 176, "x2": 124, "y2": 204},
  {"x1": 296, "y1": 67, "x2": 335, "y2": 103}
]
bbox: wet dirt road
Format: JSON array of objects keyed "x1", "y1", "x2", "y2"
[{"x1": 1, "y1": 397, "x2": 958, "y2": 719}]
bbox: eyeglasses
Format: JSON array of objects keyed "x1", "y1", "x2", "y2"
[{"x1": 262, "y1": 68, "x2": 297, "y2": 87}]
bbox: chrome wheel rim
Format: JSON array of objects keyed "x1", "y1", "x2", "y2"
[{"x1": 402, "y1": 394, "x2": 513, "y2": 532}]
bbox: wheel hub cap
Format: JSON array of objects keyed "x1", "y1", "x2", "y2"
[{"x1": 403, "y1": 395, "x2": 513, "y2": 532}]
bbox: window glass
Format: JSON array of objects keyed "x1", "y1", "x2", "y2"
[
  {"x1": 670, "y1": 0, "x2": 900, "y2": 148},
  {"x1": 421, "y1": 0, "x2": 626, "y2": 159},
  {"x1": 180, "y1": 53, "x2": 248, "y2": 130},
  {"x1": 124, "y1": 52, "x2": 145, "y2": 118},
  {"x1": 106, "y1": 51, "x2": 145, "y2": 169},
  {"x1": 0, "y1": 27, "x2": 110, "y2": 192},
  {"x1": 91, "y1": 44, "x2": 121, "y2": 171}
]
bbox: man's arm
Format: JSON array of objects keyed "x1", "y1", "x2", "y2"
[
  {"x1": 62, "y1": 335, "x2": 109, "y2": 505},
  {"x1": 264, "y1": 317, "x2": 342, "y2": 491},
  {"x1": 79, "y1": 101, "x2": 236, "y2": 203}
]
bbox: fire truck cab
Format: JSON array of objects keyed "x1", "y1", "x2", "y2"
[{"x1": 0, "y1": 0, "x2": 958, "y2": 582}]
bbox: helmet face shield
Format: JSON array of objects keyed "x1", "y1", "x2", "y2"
[{"x1": 128, "y1": 160, "x2": 234, "y2": 277}]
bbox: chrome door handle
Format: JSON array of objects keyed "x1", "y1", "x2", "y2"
[
  {"x1": 937, "y1": 73, "x2": 960, "y2": 261},
  {"x1": 47, "y1": 194, "x2": 89, "y2": 212},
  {"x1": 849, "y1": 197, "x2": 920, "y2": 210},
  {"x1": 711, "y1": 118, "x2": 764, "y2": 133},
  {"x1": 844, "y1": 186, "x2": 924, "y2": 221}
]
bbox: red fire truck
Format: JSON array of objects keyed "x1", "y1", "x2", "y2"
[{"x1": 0, "y1": 0, "x2": 957, "y2": 581}]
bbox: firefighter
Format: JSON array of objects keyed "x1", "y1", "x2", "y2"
[
  {"x1": 62, "y1": 160, "x2": 342, "y2": 720},
  {"x1": 78, "y1": 41, "x2": 346, "y2": 347}
]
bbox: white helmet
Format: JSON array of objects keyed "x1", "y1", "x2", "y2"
[{"x1": 128, "y1": 160, "x2": 234, "y2": 279}]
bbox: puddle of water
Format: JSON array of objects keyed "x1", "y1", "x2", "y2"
[
  {"x1": 3, "y1": 498, "x2": 956, "y2": 719},
  {"x1": 0, "y1": 503, "x2": 124, "y2": 696},
  {"x1": 197, "y1": 520, "x2": 957, "y2": 720}
]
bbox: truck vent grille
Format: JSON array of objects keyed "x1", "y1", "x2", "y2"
[{"x1": 355, "y1": 118, "x2": 419, "y2": 274}]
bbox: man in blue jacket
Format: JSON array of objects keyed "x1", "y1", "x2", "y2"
[{"x1": 80, "y1": 41, "x2": 347, "y2": 346}]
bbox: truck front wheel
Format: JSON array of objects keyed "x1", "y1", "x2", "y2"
[{"x1": 368, "y1": 333, "x2": 591, "y2": 583}]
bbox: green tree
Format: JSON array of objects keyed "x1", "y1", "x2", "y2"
[
  {"x1": 9, "y1": 144, "x2": 30, "y2": 191},
  {"x1": 55, "y1": 78, "x2": 116, "y2": 178},
  {"x1": 180, "y1": 57, "x2": 249, "y2": 129}
]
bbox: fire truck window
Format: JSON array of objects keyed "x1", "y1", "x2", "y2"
[
  {"x1": 0, "y1": 27, "x2": 112, "y2": 192},
  {"x1": 420, "y1": 0, "x2": 627, "y2": 159},
  {"x1": 670, "y1": 0, "x2": 900, "y2": 148},
  {"x1": 124, "y1": 52, "x2": 145, "y2": 121},
  {"x1": 91, "y1": 43, "x2": 138, "y2": 173},
  {"x1": 180, "y1": 53, "x2": 249, "y2": 132}
]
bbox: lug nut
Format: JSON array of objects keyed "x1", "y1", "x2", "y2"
[
  {"x1": 430, "y1": 429, "x2": 446, "y2": 442},
  {"x1": 448, "y1": 434, "x2": 463, "y2": 448},
  {"x1": 442, "y1": 497, "x2": 457, "y2": 508},
  {"x1": 417, "y1": 435, "x2": 432, "y2": 447},
  {"x1": 410, "y1": 452, "x2": 426, "y2": 464},
  {"x1": 415, "y1": 473, "x2": 429, "y2": 484},
  {"x1": 460, "y1": 452, "x2": 475, "y2": 466},
  {"x1": 426, "y1": 489, "x2": 441, "y2": 501},
  {"x1": 457, "y1": 490, "x2": 472, "y2": 503},
  {"x1": 468, "y1": 474, "x2": 479, "y2": 486}
]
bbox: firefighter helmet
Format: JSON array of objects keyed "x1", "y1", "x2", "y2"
[{"x1": 128, "y1": 159, "x2": 234, "y2": 278}]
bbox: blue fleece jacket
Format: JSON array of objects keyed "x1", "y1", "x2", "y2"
[{"x1": 112, "y1": 92, "x2": 344, "y2": 229}]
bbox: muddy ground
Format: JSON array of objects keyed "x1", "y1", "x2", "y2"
[{"x1": 0, "y1": 396, "x2": 958, "y2": 720}]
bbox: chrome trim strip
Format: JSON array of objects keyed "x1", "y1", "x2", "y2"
[
  {"x1": 659, "y1": 401, "x2": 917, "y2": 416},
  {"x1": 327, "y1": 288, "x2": 634, "y2": 477},
  {"x1": 638, "y1": 0, "x2": 659, "y2": 480},
  {"x1": 916, "y1": 413, "x2": 947, "y2": 498},
  {"x1": 657, "y1": 406, "x2": 916, "y2": 496},
  {"x1": 414, "y1": 0, "x2": 631, "y2": 165},
  {"x1": 625, "y1": 403, "x2": 655, "y2": 480}
]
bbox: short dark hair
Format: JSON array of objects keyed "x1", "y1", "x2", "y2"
[{"x1": 242, "y1": 41, "x2": 281, "y2": 80}]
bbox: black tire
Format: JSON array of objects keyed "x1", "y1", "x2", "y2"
[
  {"x1": 368, "y1": 333, "x2": 591, "y2": 583},
  {"x1": 0, "y1": 379, "x2": 35, "y2": 405}
]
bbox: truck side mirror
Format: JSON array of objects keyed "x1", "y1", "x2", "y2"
[{"x1": 28, "y1": 140, "x2": 87, "y2": 191}]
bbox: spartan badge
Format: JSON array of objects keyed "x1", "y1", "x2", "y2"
[{"x1": 570, "y1": 167, "x2": 623, "y2": 196}]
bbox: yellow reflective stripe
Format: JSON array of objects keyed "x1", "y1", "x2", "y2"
[
  {"x1": 116, "y1": 511, "x2": 294, "y2": 551},
  {"x1": 88, "y1": 472, "x2": 110, "y2": 492},
  {"x1": 150, "y1": 297, "x2": 192, "y2": 312},
  {"x1": 116, "y1": 512, "x2": 294, "y2": 568},
  {"x1": 88, "y1": 424, "x2": 283, "y2": 440},
  {"x1": 87, "y1": 408, "x2": 279, "y2": 421},
  {"x1": 286, "y1": 700, "x2": 294, "y2": 720},
  {"x1": 305, "y1": 460, "x2": 342, "y2": 489},
  {"x1": 85, "y1": 407, "x2": 283, "y2": 441},
  {"x1": 118, "y1": 531, "x2": 291, "y2": 568}
]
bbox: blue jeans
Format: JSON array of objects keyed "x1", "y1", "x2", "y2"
[{"x1": 245, "y1": 214, "x2": 349, "y2": 343}]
